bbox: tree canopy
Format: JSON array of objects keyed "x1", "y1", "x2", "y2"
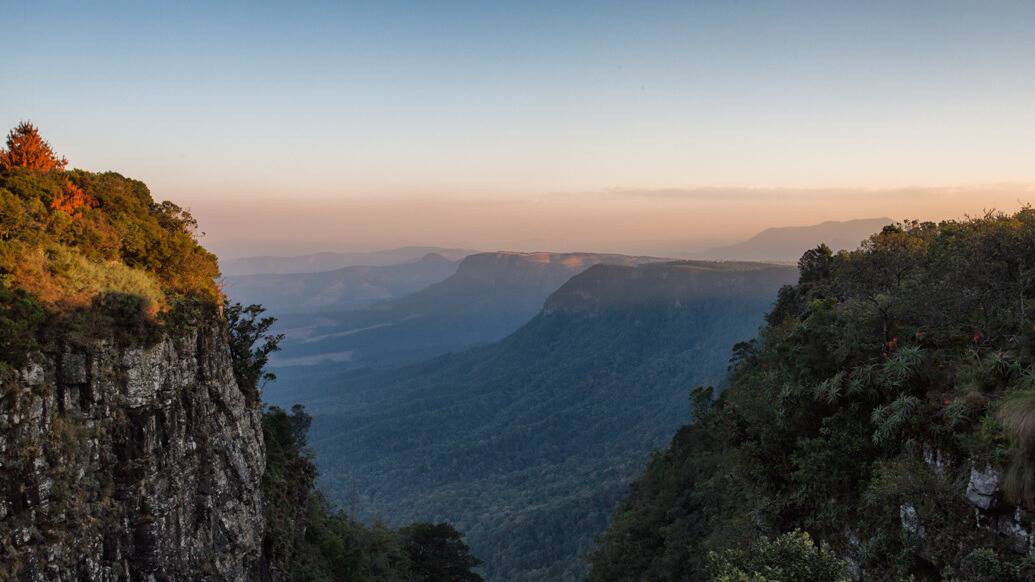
[{"x1": 591, "y1": 211, "x2": 1035, "y2": 581}]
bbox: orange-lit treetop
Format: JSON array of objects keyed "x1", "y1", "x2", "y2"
[{"x1": 0, "y1": 122, "x2": 68, "y2": 172}]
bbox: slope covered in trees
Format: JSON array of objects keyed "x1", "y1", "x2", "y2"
[
  {"x1": 591, "y1": 213, "x2": 1035, "y2": 581},
  {"x1": 278, "y1": 260, "x2": 796, "y2": 580}
]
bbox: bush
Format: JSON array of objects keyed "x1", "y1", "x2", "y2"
[{"x1": 707, "y1": 530, "x2": 849, "y2": 582}]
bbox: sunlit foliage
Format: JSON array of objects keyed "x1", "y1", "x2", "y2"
[{"x1": 0, "y1": 122, "x2": 67, "y2": 172}]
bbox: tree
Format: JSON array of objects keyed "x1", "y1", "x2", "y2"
[
  {"x1": 224, "y1": 300, "x2": 283, "y2": 402},
  {"x1": 50, "y1": 180, "x2": 95, "y2": 215},
  {"x1": 798, "y1": 243, "x2": 834, "y2": 284},
  {"x1": 400, "y1": 523, "x2": 483, "y2": 582},
  {"x1": 0, "y1": 122, "x2": 67, "y2": 172}
]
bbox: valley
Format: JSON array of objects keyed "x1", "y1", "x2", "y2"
[{"x1": 263, "y1": 259, "x2": 797, "y2": 580}]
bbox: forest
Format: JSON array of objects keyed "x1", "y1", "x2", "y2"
[{"x1": 591, "y1": 212, "x2": 1035, "y2": 581}]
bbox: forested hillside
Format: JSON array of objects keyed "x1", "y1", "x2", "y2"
[
  {"x1": 282, "y1": 260, "x2": 796, "y2": 580},
  {"x1": 592, "y1": 212, "x2": 1035, "y2": 581}
]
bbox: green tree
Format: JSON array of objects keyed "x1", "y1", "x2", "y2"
[
  {"x1": 400, "y1": 523, "x2": 483, "y2": 582},
  {"x1": 224, "y1": 300, "x2": 283, "y2": 403}
]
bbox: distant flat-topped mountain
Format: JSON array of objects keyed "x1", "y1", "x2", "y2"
[
  {"x1": 267, "y1": 251, "x2": 669, "y2": 369},
  {"x1": 220, "y1": 246, "x2": 475, "y2": 276},
  {"x1": 223, "y1": 252, "x2": 459, "y2": 314},
  {"x1": 705, "y1": 217, "x2": 894, "y2": 262},
  {"x1": 265, "y1": 259, "x2": 797, "y2": 581}
]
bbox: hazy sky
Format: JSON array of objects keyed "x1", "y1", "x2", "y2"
[{"x1": 4, "y1": 1, "x2": 1035, "y2": 255}]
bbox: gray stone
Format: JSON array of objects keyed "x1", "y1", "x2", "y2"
[
  {"x1": 0, "y1": 325, "x2": 265, "y2": 581},
  {"x1": 966, "y1": 465, "x2": 1001, "y2": 510}
]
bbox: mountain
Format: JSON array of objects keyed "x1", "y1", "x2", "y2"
[
  {"x1": 268, "y1": 260, "x2": 797, "y2": 581},
  {"x1": 266, "y1": 251, "x2": 669, "y2": 369},
  {"x1": 591, "y1": 213, "x2": 1035, "y2": 581},
  {"x1": 219, "y1": 246, "x2": 475, "y2": 276},
  {"x1": 223, "y1": 252, "x2": 460, "y2": 314},
  {"x1": 705, "y1": 217, "x2": 894, "y2": 262}
]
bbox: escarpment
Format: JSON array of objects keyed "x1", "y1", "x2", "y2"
[{"x1": 0, "y1": 323, "x2": 265, "y2": 580}]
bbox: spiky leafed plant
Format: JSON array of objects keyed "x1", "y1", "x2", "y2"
[{"x1": 997, "y1": 389, "x2": 1035, "y2": 507}]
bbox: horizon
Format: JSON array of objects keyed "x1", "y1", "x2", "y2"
[{"x1": 6, "y1": 1, "x2": 1035, "y2": 256}]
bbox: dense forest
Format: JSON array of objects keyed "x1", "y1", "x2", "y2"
[
  {"x1": 591, "y1": 213, "x2": 1035, "y2": 580},
  {"x1": 270, "y1": 261, "x2": 796, "y2": 580}
]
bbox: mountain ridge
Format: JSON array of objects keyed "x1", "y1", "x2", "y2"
[
  {"x1": 219, "y1": 246, "x2": 476, "y2": 276},
  {"x1": 705, "y1": 217, "x2": 894, "y2": 261},
  {"x1": 223, "y1": 252, "x2": 459, "y2": 314},
  {"x1": 266, "y1": 251, "x2": 672, "y2": 370}
]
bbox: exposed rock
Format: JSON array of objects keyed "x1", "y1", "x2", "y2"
[
  {"x1": 965, "y1": 465, "x2": 1001, "y2": 511},
  {"x1": 0, "y1": 324, "x2": 265, "y2": 581},
  {"x1": 994, "y1": 507, "x2": 1034, "y2": 555},
  {"x1": 899, "y1": 503, "x2": 925, "y2": 538},
  {"x1": 922, "y1": 443, "x2": 947, "y2": 475}
]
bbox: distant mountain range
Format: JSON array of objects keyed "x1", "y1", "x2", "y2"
[
  {"x1": 704, "y1": 217, "x2": 893, "y2": 261},
  {"x1": 223, "y1": 253, "x2": 459, "y2": 314},
  {"x1": 266, "y1": 251, "x2": 669, "y2": 369},
  {"x1": 219, "y1": 246, "x2": 475, "y2": 276},
  {"x1": 265, "y1": 259, "x2": 798, "y2": 581}
]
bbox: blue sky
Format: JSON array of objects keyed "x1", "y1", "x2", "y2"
[{"x1": 4, "y1": 1, "x2": 1035, "y2": 252}]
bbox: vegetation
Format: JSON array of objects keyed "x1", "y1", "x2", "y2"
[
  {"x1": 226, "y1": 300, "x2": 285, "y2": 405},
  {"x1": 0, "y1": 122, "x2": 221, "y2": 367},
  {"x1": 706, "y1": 530, "x2": 849, "y2": 582},
  {"x1": 591, "y1": 212, "x2": 1035, "y2": 581},
  {"x1": 228, "y1": 301, "x2": 483, "y2": 581}
]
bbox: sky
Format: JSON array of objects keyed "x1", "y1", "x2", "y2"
[{"x1": 4, "y1": 1, "x2": 1035, "y2": 256}]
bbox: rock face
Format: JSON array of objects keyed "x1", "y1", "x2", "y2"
[
  {"x1": 965, "y1": 465, "x2": 1001, "y2": 511},
  {"x1": 963, "y1": 464, "x2": 1034, "y2": 554},
  {"x1": 0, "y1": 324, "x2": 265, "y2": 580}
]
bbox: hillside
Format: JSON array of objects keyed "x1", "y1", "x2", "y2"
[
  {"x1": 705, "y1": 217, "x2": 893, "y2": 261},
  {"x1": 265, "y1": 251, "x2": 668, "y2": 370},
  {"x1": 220, "y1": 246, "x2": 475, "y2": 276},
  {"x1": 592, "y1": 214, "x2": 1035, "y2": 581},
  {"x1": 277, "y1": 260, "x2": 797, "y2": 580},
  {"x1": 223, "y1": 252, "x2": 459, "y2": 314}
]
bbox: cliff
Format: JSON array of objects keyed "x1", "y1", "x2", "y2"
[
  {"x1": 0, "y1": 124, "x2": 484, "y2": 582},
  {"x1": 0, "y1": 323, "x2": 265, "y2": 580}
]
